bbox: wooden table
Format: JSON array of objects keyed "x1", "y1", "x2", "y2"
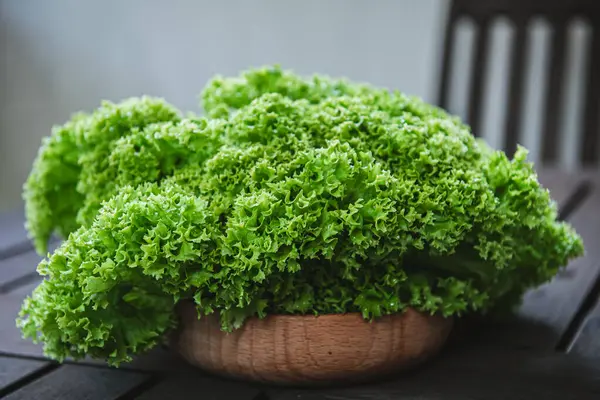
[{"x1": 1, "y1": 169, "x2": 600, "y2": 399}]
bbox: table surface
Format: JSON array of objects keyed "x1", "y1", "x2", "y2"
[{"x1": 1, "y1": 169, "x2": 600, "y2": 400}]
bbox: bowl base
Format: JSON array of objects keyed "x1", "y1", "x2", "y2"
[{"x1": 171, "y1": 303, "x2": 453, "y2": 386}]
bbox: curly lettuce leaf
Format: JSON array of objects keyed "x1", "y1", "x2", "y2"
[
  {"x1": 19, "y1": 66, "x2": 584, "y2": 365},
  {"x1": 24, "y1": 97, "x2": 181, "y2": 253}
]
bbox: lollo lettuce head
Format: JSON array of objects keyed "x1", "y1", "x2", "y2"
[{"x1": 18, "y1": 66, "x2": 583, "y2": 365}]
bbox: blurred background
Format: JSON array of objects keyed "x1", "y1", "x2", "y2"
[{"x1": 0, "y1": 0, "x2": 598, "y2": 212}]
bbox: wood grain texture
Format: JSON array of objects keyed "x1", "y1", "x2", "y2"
[
  {"x1": 268, "y1": 339, "x2": 600, "y2": 400},
  {"x1": 172, "y1": 302, "x2": 453, "y2": 386},
  {"x1": 0, "y1": 357, "x2": 51, "y2": 393},
  {"x1": 2, "y1": 364, "x2": 150, "y2": 400}
]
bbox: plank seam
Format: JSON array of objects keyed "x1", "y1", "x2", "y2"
[
  {"x1": 555, "y1": 177, "x2": 599, "y2": 352},
  {"x1": 557, "y1": 180, "x2": 593, "y2": 221},
  {"x1": 0, "y1": 352, "x2": 160, "y2": 374},
  {"x1": 0, "y1": 271, "x2": 41, "y2": 294},
  {"x1": 0, "y1": 236, "x2": 59, "y2": 262},
  {"x1": 556, "y1": 263, "x2": 600, "y2": 352},
  {"x1": 0, "y1": 362, "x2": 60, "y2": 397},
  {"x1": 0, "y1": 242, "x2": 34, "y2": 262}
]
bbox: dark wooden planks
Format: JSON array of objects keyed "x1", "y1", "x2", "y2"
[
  {"x1": 8, "y1": 279, "x2": 42, "y2": 298},
  {"x1": 135, "y1": 371, "x2": 261, "y2": 400},
  {"x1": 0, "y1": 294, "x2": 44, "y2": 357},
  {"x1": 2, "y1": 364, "x2": 151, "y2": 400},
  {"x1": 0, "y1": 292, "x2": 117, "y2": 367},
  {"x1": 0, "y1": 210, "x2": 29, "y2": 260},
  {"x1": 0, "y1": 214, "x2": 59, "y2": 357},
  {"x1": 536, "y1": 168, "x2": 585, "y2": 208},
  {"x1": 1, "y1": 290, "x2": 232, "y2": 370},
  {"x1": 0, "y1": 243, "x2": 57, "y2": 294},
  {"x1": 126, "y1": 344, "x2": 263, "y2": 398},
  {"x1": 517, "y1": 173, "x2": 600, "y2": 350},
  {"x1": 126, "y1": 347, "x2": 196, "y2": 373},
  {"x1": 268, "y1": 341, "x2": 600, "y2": 400},
  {"x1": 0, "y1": 356, "x2": 52, "y2": 394},
  {"x1": 572, "y1": 299, "x2": 600, "y2": 358}
]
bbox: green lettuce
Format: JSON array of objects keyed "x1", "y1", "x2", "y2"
[{"x1": 18, "y1": 66, "x2": 583, "y2": 366}]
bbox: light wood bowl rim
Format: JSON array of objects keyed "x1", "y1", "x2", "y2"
[{"x1": 171, "y1": 303, "x2": 454, "y2": 386}]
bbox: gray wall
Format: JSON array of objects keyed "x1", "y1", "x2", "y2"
[{"x1": 0, "y1": 0, "x2": 448, "y2": 211}]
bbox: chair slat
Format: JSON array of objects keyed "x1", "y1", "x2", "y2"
[
  {"x1": 438, "y1": 8, "x2": 459, "y2": 110},
  {"x1": 439, "y1": 0, "x2": 600, "y2": 166},
  {"x1": 540, "y1": 18, "x2": 568, "y2": 163},
  {"x1": 503, "y1": 17, "x2": 529, "y2": 156},
  {"x1": 467, "y1": 17, "x2": 491, "y2": 137},
  {"x1": 581, "y1": 22, "x2": 600, "y2": 165}
]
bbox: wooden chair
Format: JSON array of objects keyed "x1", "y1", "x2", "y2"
[{"x1": 437, "y1": 0, "x2": 600, "y2": 165}]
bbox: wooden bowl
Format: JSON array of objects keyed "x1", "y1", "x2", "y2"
[{"x1": 171, "y1": 302, "x2": 453, "y2": 386}]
